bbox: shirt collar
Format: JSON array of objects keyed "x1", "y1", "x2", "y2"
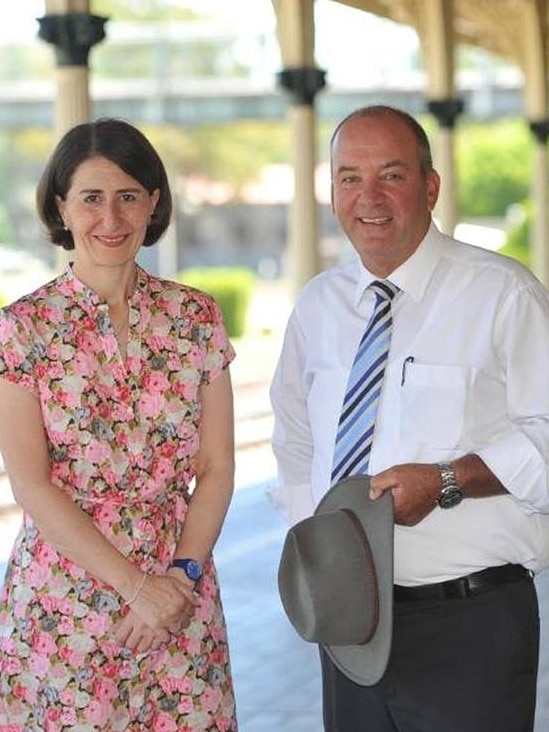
[
  {"x1": 352, "y1": 220, "x2": 444, "y2": 306},
  {"x1": 61, "y1": 263, "x2": 148, "y2": 310}
]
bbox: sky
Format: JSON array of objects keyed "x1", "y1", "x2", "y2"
[
  {"x1": 2, "y1": 1, "x2": 45, "y2": 42},
  {"x1": 3, "y1": 1, "x2": 419, "y2": 87}
]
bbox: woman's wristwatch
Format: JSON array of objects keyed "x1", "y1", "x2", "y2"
[{"x1": 170, "y1": 558, "x2": 204, "y2": 582}]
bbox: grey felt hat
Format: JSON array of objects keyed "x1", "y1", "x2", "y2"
[{"x1": 278, "y1": 475, "x2": 394, "y2": 686}]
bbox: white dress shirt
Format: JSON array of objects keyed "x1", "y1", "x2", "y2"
[{"x1": 270, "y1": 223, "x2": 549, "y2": 584}]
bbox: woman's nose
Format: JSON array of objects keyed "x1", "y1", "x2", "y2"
[{"x1": 102, "y1": 200, "x2": 123, "y2": 225}]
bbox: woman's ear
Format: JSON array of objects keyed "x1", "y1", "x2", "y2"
[
  {"x1": 55, "y1": 194, "x2": 68, "y2": 228},
  {"x1": 150, "y1": 188, "x2": 160, "y2": 218}
]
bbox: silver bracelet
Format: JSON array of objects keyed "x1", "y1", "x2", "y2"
[{"x1": 125, "y1": 573, "x2": 148, "y2": 606}]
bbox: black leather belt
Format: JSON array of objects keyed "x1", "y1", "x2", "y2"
[{"x1": 394, "y1": 563, "x2": 531, "y2": 603}]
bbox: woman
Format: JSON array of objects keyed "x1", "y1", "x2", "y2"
[{"x1": 0, "y1": 118, "x2": 238, "y2": 730}]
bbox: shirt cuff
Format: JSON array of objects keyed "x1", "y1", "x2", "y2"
[
  {"x1": 265, "y1": 481, "x2": 315, "y2": 526},
  {"x1": 477, "y1": 431, "x2": 549, "y2": 513}
]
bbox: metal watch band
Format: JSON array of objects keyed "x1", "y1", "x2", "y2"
[
  {"x1": 436, "y1": 462, "x2": 464, "y2": 509},
  {"x1": 438, "y1": 462, "x2": 458, "y2": 489}
]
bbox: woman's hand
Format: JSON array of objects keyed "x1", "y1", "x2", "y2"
[
  {"x1": 113, "y1": 615, "x2": 171, "y2": 654},
  {"x1": 113, "y1": 573, "x2": 198, "y2": 651}
]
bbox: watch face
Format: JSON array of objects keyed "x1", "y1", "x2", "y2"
[
  {"x1": 172, "y1": 558, "x2": 204, "y2": 581},
  {"x1": 438, "y1": 487, "x2": 464, "y2": 509},
  {"x1": 185, "y1": 559, "x2": 203, "y2": 581}
]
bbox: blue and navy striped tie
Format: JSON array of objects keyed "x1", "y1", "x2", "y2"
[{"x1": 331, "y1": 280, "x2": 399, "y2": 485}]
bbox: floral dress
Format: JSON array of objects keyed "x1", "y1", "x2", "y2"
[{"x1": 0, "y1": 265, "x2": 237, "y2": 732}]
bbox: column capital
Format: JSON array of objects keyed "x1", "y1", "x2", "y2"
[
  {"x1": 37, "y1": 13, "x2": 107, "y2": 67},
  {"x1": 529, "y1": 120, "x2": 549, "y2": 145},
  {"x1": 426, "y1": 97, "x2": 465, "y2": 129},
  {"x1": 277, "y1": 66, "x2": 327, "y2": 106}
]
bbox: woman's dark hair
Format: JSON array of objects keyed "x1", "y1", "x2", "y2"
[{"x1": 36, "y1": 117, "x2": 172, "y2": 250}]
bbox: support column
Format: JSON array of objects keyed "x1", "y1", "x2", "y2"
[
  {"x1": 528, "y1": 121, "x2": 549, "y2": 285},
  {"x1": 38, "y1": 0, "x2": 107, "y2": 270},
  {"x1": 38, "y1": 0, "x2": 107, "y2": 141},
  {"x1": 273, "y1": 0, "x2": 326, "y2": 297},
  {"x1": 426, "y1": 97, "x2": 464, "y2": 235},
  {"x1": 277, "y1": 67, "x2": 326, "y2": 295},
  {"x1": 417, "y1": 0, "x2": 461, "y2": 235},
  {"x1": 520, "y1": 0, "x2": 549, "y2": 284}
]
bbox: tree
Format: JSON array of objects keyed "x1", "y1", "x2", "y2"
[
  {"x1": 457, "y1": 118, "x2": 531, "y2": 217},
  {"x1": 93, "y1": 0, "x2": 204, "y2": 22}
]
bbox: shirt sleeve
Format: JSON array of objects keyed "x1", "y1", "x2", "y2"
[
  {"x1": 269, "y1": 308, "x2": 315, "y2": 525},
  {"x1": 477, "y1": 279, "x2": 549, "y2": 513},
  {"x1": 0, "y1": 306, "x2": 39, "y2": 395}
]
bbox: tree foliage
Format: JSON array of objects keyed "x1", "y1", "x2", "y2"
[
  {"x1": 187, "y1": 122, "x2": 290, "y2": 194},
  {"x1": 456, "y1": 118, "x2": 531, "y2": 217},
  {"x1": 93, "y1": 0, "x2": 204, "y2": 22}
]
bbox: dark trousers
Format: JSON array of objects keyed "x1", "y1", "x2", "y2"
[{"x1": 321, "y1": 574, "x2": 539, "y2": 732}]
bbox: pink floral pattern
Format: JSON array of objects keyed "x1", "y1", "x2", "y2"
[{"x1": 0, "y1": 265, "x2": 237, "y2": 731}]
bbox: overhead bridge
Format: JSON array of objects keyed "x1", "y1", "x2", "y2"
[{"x1": 0, "y1": 73, "x2": 524, "y2": 129}]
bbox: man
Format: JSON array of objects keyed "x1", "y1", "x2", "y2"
[{"x1": 270, "y1": 105, "x2": 549, "y2": 731}]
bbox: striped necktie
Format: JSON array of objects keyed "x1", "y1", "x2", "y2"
[{"x1": 331, "y1": 279, "x2": 399, "y2": 485}]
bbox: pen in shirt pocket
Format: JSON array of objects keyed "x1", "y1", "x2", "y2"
[{"x1": 401, "y1": 356, "x2": 415, "y2": 386}]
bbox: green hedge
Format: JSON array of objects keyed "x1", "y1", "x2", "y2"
[
  {"x1": 498, "y1": 202, "x2": 531, "y2": 268},
  {"x1": 178, "y1": 266, "x2": 255, "y2": 338}
]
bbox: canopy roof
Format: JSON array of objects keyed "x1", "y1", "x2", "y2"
[{"x1": 333, "y1": 0, "x2": 548, "y2": 67}]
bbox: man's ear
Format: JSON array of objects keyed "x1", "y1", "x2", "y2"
[{"x1": 426, "y1": 169, "x2": 441, "y2": 212}]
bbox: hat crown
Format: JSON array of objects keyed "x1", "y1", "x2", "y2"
[
  {"x1": 278, "y1": 476, "x2": 394, "y2": 686},
  {"x1": 279, "y1": 508, "x2": 379, "y2": 645}
]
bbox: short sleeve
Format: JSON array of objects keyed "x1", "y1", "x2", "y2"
[
  {"x1": 0, "y1": 306, "x2": 40, "y2": 395},
  {"x1": 198, "y1": 295, "x2": 236, "y2": 385}
]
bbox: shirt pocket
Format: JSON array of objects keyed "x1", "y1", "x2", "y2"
[{"x1": 400, "y1": 362, "x2": 471, "y2": 448}]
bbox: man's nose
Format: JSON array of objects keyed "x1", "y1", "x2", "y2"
[{"x1": 358, "y1": 178, "x2": 383, "y2": 201}]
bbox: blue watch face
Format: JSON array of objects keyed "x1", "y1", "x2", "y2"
[
  {"x1": 185, "y1": 559, "x2": 203, "y2": 581},
  {"x1": 173, "y1": 558, "x2": 203, "y2": 581}
]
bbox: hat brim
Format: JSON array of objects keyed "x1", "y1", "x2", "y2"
[{"x1": 314, "y1": 476, "x2": 394, "y2": 686}]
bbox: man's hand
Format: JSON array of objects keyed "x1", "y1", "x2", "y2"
[{"x1": 370, "y1": 463, "x2": 442, "y2": 526}]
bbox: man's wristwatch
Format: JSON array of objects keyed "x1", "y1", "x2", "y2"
[
  {"x1": 170, "y1": 558, "x2": 204, "y2": 583},
  {"x1": 436, "y1": 462, "x2": 464, "y2": 509}
]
